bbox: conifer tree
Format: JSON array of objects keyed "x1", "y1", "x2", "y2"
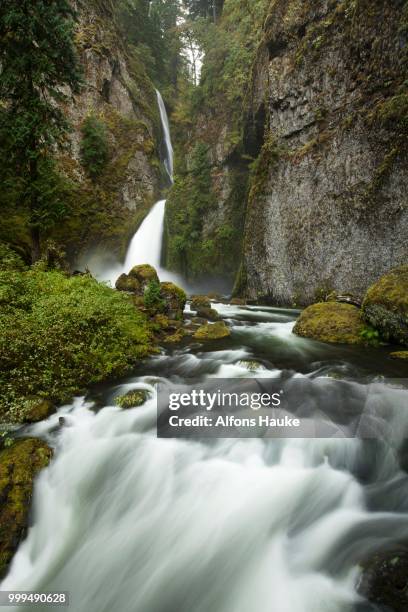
[{"x1": 0, "y1": 0, "x2": 81, "y2": 261}]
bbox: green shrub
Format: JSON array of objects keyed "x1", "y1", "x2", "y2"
[
  {"x1": 0, "y1": 269, "x2": 153, "y2": 421},
  {"x1": 80, "y1": 115, "x2": 110, "y2": 179},
  {"x1": 143, "y1": 280, "x2": 165, "y2": 310}
]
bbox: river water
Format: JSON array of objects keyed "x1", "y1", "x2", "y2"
[{"x1": 2, "y1": 304, "x2": 408, "y2": 612}]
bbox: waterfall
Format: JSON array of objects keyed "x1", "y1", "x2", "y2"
[
  {"x1": 97, "y1": 90, "x2": 184, "y2": 288},
  {"x1": 156, "y1": 90, "x2": 174, "y2": 182}
]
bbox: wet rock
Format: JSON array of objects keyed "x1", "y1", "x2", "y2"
[
  {"x1": 23, "y1": 399, "x2": 55, "y2": 423},
  {"x1": 359, "y1": 551, "x2": 408, "y2": 612},
  {"x1": 363, "y1": 265, "x2": 408, "y2": 347},
  {"x1": 116, "y1": 390, "x2": 150, "y2": 409},
  {"x1": 390, "y1": 351, "x2": 408, "y2": 360},
  {"x1": 196, "y1": 307, "x2": 220, "y2": 321},
  {"x1": 293, "y1": 302, "x2": 365, "y2": 345},
  {"x1": 0, "y1": 438, "x2": 53, "y2": 578},
  {"x1": 160, "y1": 282, "x2": 187, "y2": 321},
  {"x1": 230, "y1": 298, "x2": 246, "y2": 305},
  {"x1": 162, "y1": 329, "x2": 186, "y2": 344},
  {"x1": 191, "y1": 295, "x2": 211, "y2": 311},
  {"x1": 115, "y1": 273, "x2": 141, "y2": 293},
  {"x1": 193, "y1": 321, "x2": 231, "y2": 341}
]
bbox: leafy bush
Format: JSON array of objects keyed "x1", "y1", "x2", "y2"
[
  {"x1": 360, "y1": 326, "x2": 381, "y2": 346},
  {"x1": 0, "y1": 269, "x2": 153, "y2": 421},
  {"x1": 143, "y1": 280, "x2": 165, "y2": 310},
  {"x1": 0, "y1": 243, "x2": 27, "y2": 272},
  {"x1": 80, "y1": 115, "x2": 110, "y2": 179}
]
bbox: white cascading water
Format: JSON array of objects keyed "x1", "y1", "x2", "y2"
[
  {"x1": 156, "y1": 89, "x2": 174, "y2": 181},
  {"x1": 100, "y1": 90, "x2": 183, "y2": 287},
  {"x1": 3, "y1": 304, "x2": 408, "y2": 612}
]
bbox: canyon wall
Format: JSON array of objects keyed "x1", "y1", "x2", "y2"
[{"x1": 240, "y1": 0, "x2": 408, "y2": 304}]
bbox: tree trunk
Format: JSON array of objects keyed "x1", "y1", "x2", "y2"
[
  {"x1": 29, "y1": 155, "x2": 41, "y2": 263},
  {"x1": 30, "y1": 226, "x2": 41, "y2": 263},
  {"x1": 212, "y1": 0, "x2": 217, "y2": 22}
]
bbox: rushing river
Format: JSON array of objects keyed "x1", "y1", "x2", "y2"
[{"x1": 2, "y1": 303, "x2": 408, "y2": 612}]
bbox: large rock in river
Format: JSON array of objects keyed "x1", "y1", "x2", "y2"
[
  {"x1": 363, "y1": 265, "x2": 408, "y2": 346},
  {"x1": 293, "y1": 302, "x2": 365, "y2": 345},
  {"x1": 0, "y1": 439, "x2": 52, "y2": 578},
  {"x1": 160, "y1": 282, "x2": 187, "y2": 321},
  {"x1": 194, "y1": 321, "x2": 231, "y2": 341}
]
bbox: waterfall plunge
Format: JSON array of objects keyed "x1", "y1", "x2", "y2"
[{"x1": 95, "y1": 90, "x2": 184, "y2": 288}]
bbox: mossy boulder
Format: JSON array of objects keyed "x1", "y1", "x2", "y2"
[
  {"x1": 191, "y1": 295, "x2": 211, "y2": 310},
  {"x1": 129, "y1": 264, "x2": 159, "y2": 285},
  {"x1": 115, "y1": 273, "x2": 141, "y2": 293},
  {"x1": 162, "y1": 329, "x2": 186, "y2": 344},
  {"x1": 23, "y1": 399, "x2": 55, "y2": 423},
  {"x1": 196, "y1": 307, "x2": 220, "y2": 321},
  {"x1": 160, "y1": 282, "x2": 186, "y2": 320},
  {"x1": 293, "y1": 302, "x2": 365, "y2": 345},
  {"x1": 193, "y1": 321, "x2": 231, "y2": 341},
  {"x1": 116, "y1": 390, "x2": 150, "y2": 409},
  {"x1": 0, "y1": 438, "x2": 52, "y2": 578},
  {"x1": 363, "y1": 265, "x2": 408, "y2": 346},
  {"x1": 390, "y1": 351, "x2": 408, "y2": 360}
]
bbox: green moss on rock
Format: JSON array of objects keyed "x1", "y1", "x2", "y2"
[
  {"x1": 191, "y1": 295, "x2": 211, "y2": 310},
  {"x1": 362, "y1": 265, "x2": 408, "y2": 346},
  {"x1": 193, "y1": 321, "x2": 231, "y2": 341},
  {"x1": 160, "y1": 282, "x2": 186, "y2": 320},
  {"x1": 129, "y1": 264, "x2": 159, "y2": 285},
  {"x1": 390, "y1": 351, "x2": 408, "y2": 360},
  {"x1": 293, "y1": 302, "x2": 365, "y2": 345},
  {"x1": 116, "y1": 389, "x2": 150, "y2": 409},
  {"x1": 23, "y1": 399, "x2": 55, "y2": 423},
  {"x1": 0, "y1": 439, "x2": 52, "y2": 578},
  {"x1": 115, "y1": 273, "x2": 141, "y2": 293}
]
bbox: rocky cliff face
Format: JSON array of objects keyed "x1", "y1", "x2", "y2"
[
  {"x1": 54, "y1": 0, "x2": 163, "y2": 261},
  {"x1": 240, "y1": 0, "x2": 408, "y2": 304}
]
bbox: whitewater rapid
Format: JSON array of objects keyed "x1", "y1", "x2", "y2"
[{"x1": 3, "y1": 305, "x2": 408, "y2": 612}]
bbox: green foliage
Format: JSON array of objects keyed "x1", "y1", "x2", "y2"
[
  {"x1": 143, "y1": 280, "x2": 165, "y2": 310},
  {"x1": 80, "y1": 115, "x2": 110, "y2": 179},
  {"x1": 116, "y1": 0, "x2": 182, "y2": 90},
  {"x1": 0, "y1": 269, "x2": 153, "y2": 421},
  {"x1": 360, "y1": 326, "x2": 381, "y2": 346},
  {"x1": 0, "y1": 0, "x2": 82, "y2": 259},
  {"x1": 0, "y1": 243, "x2": 27, "y2": 272}
]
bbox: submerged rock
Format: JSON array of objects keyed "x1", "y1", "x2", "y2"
[
  {"x1": 193, "y1": 321, "x2": 231, "y2": 341},
  {"x1": 0, "y1": 439, "x2": 52, "y2": 578},
  {"x1": 116, "y1": 390, "x2": 150, "y2": 409},
  {"x1": 293, "y1": 302, "x2": 365, "y2": 345},
  {"x1": 363, "y1": 265, "x2": 408, "y2": 347}
]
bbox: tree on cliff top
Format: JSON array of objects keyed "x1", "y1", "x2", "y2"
[{"x1": 0, "y1": 0, "x2": 81, "y2": 261}]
